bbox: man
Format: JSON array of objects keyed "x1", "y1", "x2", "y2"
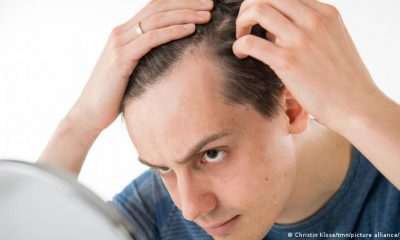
[{"x1": 40, "y1": 0, "x2": 400, "y2": 239}]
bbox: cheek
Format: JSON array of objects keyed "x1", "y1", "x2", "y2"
[
  {"x1": 225, "y1": 154, "x2": 296, "y2": 206},
  {"x1": 221, "y1": 131, "x2": 297, "y2": 212},
  {"x1": 259, "y1": 133, "x2": 297, "y2": 207},
  {"x1": 217, "y1": 139, "x2": 297, "y2": 236}
]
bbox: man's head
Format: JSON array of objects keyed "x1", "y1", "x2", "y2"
[
  {"x1": 122, "y1": 0, "x2": 309, "y2": 239},
  {"x1": 121, "y1": 0, "x2": 283, "y2": 118}
]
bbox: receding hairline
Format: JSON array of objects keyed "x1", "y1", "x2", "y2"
[{"x1": 122, "y1": 43, "x2": 228, "y2": 113}]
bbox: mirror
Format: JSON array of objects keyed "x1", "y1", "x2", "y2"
[{"x1": 0, "y1": 160, "x2": 134, "y2": 240}]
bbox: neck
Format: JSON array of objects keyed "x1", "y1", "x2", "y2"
[{"x1": 276, "y1": 119, "x2": 352, "y2": 224}]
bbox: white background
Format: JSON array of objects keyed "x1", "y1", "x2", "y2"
[{"x1": 1, "y1": 0, "x2": 399, "y2": 200}]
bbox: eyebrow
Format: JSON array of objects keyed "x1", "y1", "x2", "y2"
[{"x1": 138, "y1": 131, "x2": 231, "y2": 169}]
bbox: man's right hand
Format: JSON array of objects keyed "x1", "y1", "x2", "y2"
[
  {"x1": 68, "y1": 0, "x2": 213, "y2": 135},
  {"x1": 39, "y1": 0, "x2": 213, "y2": 174}
]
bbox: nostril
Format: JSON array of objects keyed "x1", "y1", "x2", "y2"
[
  {"x1": 181, "y1": 193, "x2": 217, "y2": 221},
  {"x1": 181, "y1": 202, "x2": 201, "y2": 221},
  {"x1": 203, "y1": 193, "x2": 218, "y2": 212}
]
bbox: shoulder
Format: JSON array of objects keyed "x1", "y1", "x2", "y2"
[{"x1": 351, "y1": 148, "x2": 400, "y2": 229}]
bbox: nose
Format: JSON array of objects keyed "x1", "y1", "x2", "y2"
[{"x1": 177, "y1": 173, "x2": 217, "y2": 221}]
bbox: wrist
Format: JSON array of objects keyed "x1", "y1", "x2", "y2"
[
  {"x1": 38, "y1": 113, "x2": 101, "y2": 175},
  {"x1": 63, "y1": 111, "x2": 102, "y2": 142},
  {"x1": 65, "y1": 104, "x2": 104, "y2": 137},
  {"x1": 331, "y1": 89, "x2": 397, "y2": 140}
]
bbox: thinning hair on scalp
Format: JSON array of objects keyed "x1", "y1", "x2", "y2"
[{"x1": 121, "y1": 0, "x2": 284, "y2": 118}]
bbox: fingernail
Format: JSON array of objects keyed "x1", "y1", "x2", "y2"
[
  {"x1": 197, "y1": 11, "x2": 210, "y2": 17},
  {"x1": 183, "y1": 23, "x2": 195, "y2": 30}
]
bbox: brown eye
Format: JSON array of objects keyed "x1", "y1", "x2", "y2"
[
  {"x1": 202, "y1": 149, "x2": 225, "y2": 163},
  {"x1": 206, "y1": 150, "x2": 218, "y2": 158}
]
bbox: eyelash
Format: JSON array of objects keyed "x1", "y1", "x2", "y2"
[{"x1": 152, "y1": 148, "x2": 226, "y2": 176}]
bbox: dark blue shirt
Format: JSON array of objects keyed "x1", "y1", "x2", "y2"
[{"x1": 112, "y1": 148, "x2": 400, "y2": 239}]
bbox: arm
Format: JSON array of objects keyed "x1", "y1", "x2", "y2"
[
  {"x1": 38, "y1": 0, "x2": 213, "y2": 176},
  {"x1": 339, "y1": 92, "x2": 400, "y2": 188},
  {"x1": 233, "y1": 0, "x2": 400, "y2": 188},
  {"x1": 38, "y1": 115, "x2": 100, "y2": 175}
]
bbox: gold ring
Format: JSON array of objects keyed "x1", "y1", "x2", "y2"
[{"x1": 135, "y1": 21, "x2": 144, "y2": 35}]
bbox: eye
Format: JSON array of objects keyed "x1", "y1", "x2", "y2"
[{"x1": 202, "y1": 149, "x2": 225, "y2": 163}]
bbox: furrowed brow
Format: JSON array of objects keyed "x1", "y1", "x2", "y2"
[{"x1": 137, "y1": 131, "x2": 231, "y2": 169}]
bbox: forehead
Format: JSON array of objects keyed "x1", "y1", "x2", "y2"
[{"x1": 124, "y1": 51, "x2": 255, "y2": 161}]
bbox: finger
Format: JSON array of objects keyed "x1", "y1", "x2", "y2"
[
  {"x1": 298, "y1": 0, "x2": 339, "y2": 18},
  {"x1": 116, "y1": 9, "x2": 211, "y2": 45},
  {"x1": 236, "y1": 3, "x2": 301, "y2": 46},
  {"x1": 143, "y1": 9, "x2": 211, "y2": 31},
  {"x1": 267, "y1": 0, "x2": 320, "y2": 27},
  {"x1": 266, "y1": 31, "x2": 277, "y2": 44},
  {"x1": 123, "y1": 0, "x2": 214, "y2": 33},
  {"x1": 299, "y1": 0, "x2": 357, "y2": 56},
  {"x1": 140, "y1": 9, "x2": 210, "y2": 36},
  {"x1": 232, "y1": 34, "x2": 281, "y2": 68},
  {"x1": 239, "y1": 0, "x2": 321, "y2": 31},
  {"x1": 123, "y1": 24, "x2": 196, "y2": 63},
  {"x1": 142, "y1": 0, "x2": 214, "y2": 18}
]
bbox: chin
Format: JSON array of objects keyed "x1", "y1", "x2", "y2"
[
  {"x1": 209, "y1": 223, "x2": 270, "y2": 240},
  {"x1": 211, "y1": 232, "x2": 266, "y2": 240}
]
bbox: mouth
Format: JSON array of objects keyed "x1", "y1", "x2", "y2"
[{"x1": 203, "y1": 215, "x2": 240, "y2": 236}]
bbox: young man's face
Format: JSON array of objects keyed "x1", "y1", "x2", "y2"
[{"x1": 124, "y1": 52, "x2": 298, "y2": 239}]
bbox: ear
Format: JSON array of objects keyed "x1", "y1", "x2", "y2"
[{"x1": 281, "y1": 89, "x2": 309, "y2": 134}]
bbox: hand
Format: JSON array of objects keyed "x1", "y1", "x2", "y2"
[
  {"x1": 232, "y1": 0, "x2": 381, "y2": 131},
  {"x1": 68, "y1": 0, "x2": 213, "y2": 134}
]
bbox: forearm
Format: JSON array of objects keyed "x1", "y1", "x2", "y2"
[
  {"x1": 337, "y1": 92, "x2": 400, "y2": 189},
  {"x1": 38, "y1": 115, "x2": 100, "y2": 176}
]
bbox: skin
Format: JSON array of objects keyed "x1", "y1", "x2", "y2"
[
  {"x1": 233, "y1": 0, "x2": 400, "y2": 188},
  {"x1": 39, "y1": 0, "x2": 214, "y2": 173},
  {"x1": 123, "y1": 49, "x2": 351, "y2": 239},
  {"x1": 39, "y1": 0, "x2": 400, "y2": 239}
]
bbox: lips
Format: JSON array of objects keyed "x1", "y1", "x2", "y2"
[{"x1": 202, "y1": 215, "x2": 240, "y2": 236}]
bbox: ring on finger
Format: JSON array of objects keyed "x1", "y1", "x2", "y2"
[{"x1": 135, "y1": 21, "x2": 145, "y2": 35}]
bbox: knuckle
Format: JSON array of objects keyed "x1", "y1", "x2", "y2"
[
  {"x1": 241, "y1": 34, "x2": 255, "y2": 48},
  {"x1": 247, "y1": 3, "x2": 264, "y2": 18},
  {"x1": 240, "y1": 0, "x2": 255, "y2": 12},
  {"x1": 147, "y1": 0, "x2": 158, "y2": 7},
  {"x1": 110, "y1": 26, "x2": 123, "y2": 38},
  {"x1": 324, "y1": 4, "x2": 340, "y2": 18},
  {"x1": 278, "y1": 49, "x2": 297, "y2": 69},
  {"x1": 306, "y1": 13, "x2": 325, "y2": 31},
  {"x1": 236, "y1": 0, "x2": 259, "y2": 24}
]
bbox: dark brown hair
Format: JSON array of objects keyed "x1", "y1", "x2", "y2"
[{"x1": 122, "y1": 0, "x2": 283, "y2": 118}]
